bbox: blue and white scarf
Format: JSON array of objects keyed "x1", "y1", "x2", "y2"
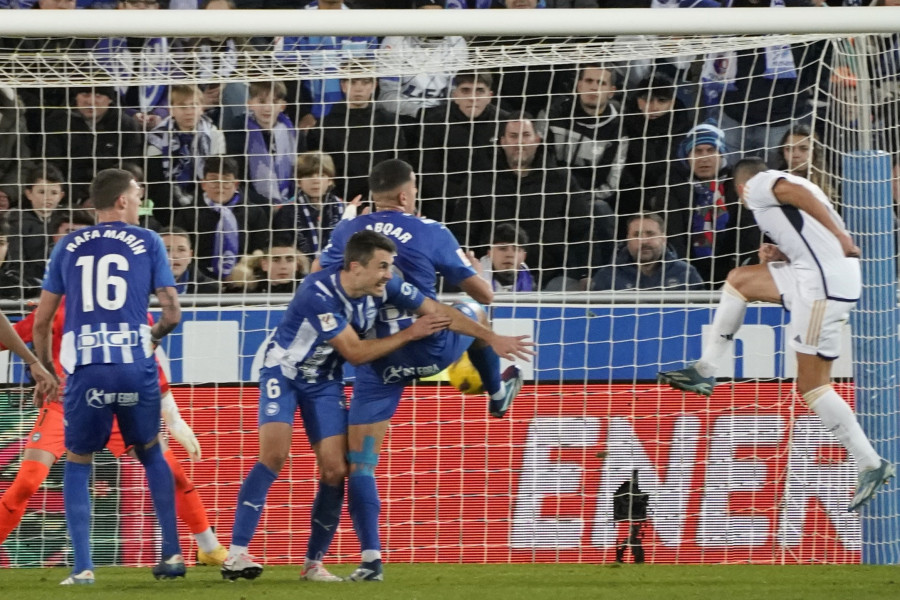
[
  {"x1": 147, "y1": 115, "x2": 218, "y2": 186},
  {"x1": 204, "y1": 191, "x2": 240, "y2": 278},
  {"x1": 246, "y1": 113, "x2": 297, "y2": 205},
  {"x1": 93, "y1": 36, "x2": 169, "y2": 114}
]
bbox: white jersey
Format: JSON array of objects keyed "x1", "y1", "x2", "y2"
[{"x1": 744, "y1": 170, "x2": 860, "y2": 302}]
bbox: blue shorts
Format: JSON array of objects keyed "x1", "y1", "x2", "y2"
[
  {"x1": 257, "y1": 365, "x2": 347, "y2": 446},
  {"x1": 64, "y1": 357, "x2": 161, "y2": 455},
  {"x1": 349, "y1": 304, "x2": 478, "y2": 425}
]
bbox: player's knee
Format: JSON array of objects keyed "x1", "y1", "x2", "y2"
[
  {"x1": 260, "y1": 449, "x2": 289, "y2": 474},
  {"x1": 319, "y1": 459, "x2": 348, "y2": 486},
  {"x1": 347, "y1": 435, "x2": 379, "y2": 478}
]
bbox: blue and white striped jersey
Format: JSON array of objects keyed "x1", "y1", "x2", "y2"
[
  {"x1": 42, "y1": 221, "x2": 176, "y2": 374},
  {"x1": 263, "y1": 264, "x2": 425, "y2": 384},
  {"x1": 320, "y1": 211, "x2": 477, "y2": 337}
]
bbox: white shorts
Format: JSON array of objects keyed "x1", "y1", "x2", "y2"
[{"x1": 768, "y1": 261, "x2": 854, "y2": 359}]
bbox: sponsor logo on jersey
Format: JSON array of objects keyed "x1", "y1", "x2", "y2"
[
  {"x1": 318, "y1": 313, "x2": 337, "y2": 332},
  {"x1": 77, "y1": 330, "x2": 139, "y2": 350},
  {"x1": 86, "y1": 388, "x2": 115, "y2": 408},
  {"x1": 382, "y1": 363, "x2": 440, "y2": 384}
]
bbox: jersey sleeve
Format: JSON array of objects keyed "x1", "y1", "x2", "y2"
[
  {"x1": 431, "y1": 224, "x2": 478, "y2": 286},
  {"x1": 304, "y1": 290, "x2": 349, "y2": 342},
  {"x1": 383, "y1": 277, "x2": 425, "y2": 313},
  {"x1": 41, "y1": 242, "x2": 66, "y2": 295},
  {"x1": 318, "y1": 219, "x2": 351, "y2": 269},
  {"x1": 744, "y1": 171, "x2": 784, "y2": 211},
  {"x1": 149, "y1": 231, "x2": 177, "y2": 290}
]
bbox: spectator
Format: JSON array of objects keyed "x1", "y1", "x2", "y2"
[
  {"x1": 119, "y1": 163, "x2": 163, "y2": 231},
  {"x1": 0, "y1": 85, "x2": 32, "y2": 208},
  {"x1": 174, "y1": 156, "x2": 269, "y2": 280},
  {"x1": 159, "y1": 226, "x2": 222, "y2": 294},
  {"x1": 478, "y1": 222, "x2": 535, "y2": 292},
  {"x1": 454, "y1": 116, "x2": 593, "y2": 289},
  {"x1": 272, "y1": 151, "x2": 356, "y2": 256},
  {"x1": 146, "y1": 84, "x2": 226, "y2": 225},
  {"x1": 225, "y1": 80, "x2": 301, "y2": 206},
  {"x1": 306, "y1": 71, "x2": 407, "y2": 203},
  {"x1": 419, "y1": 71, "x2": 509, "y2": 223},
  {"x1": 774, "y1": 123, "x2": 834, "y2": 199},
  {"x1": 276, "y1": 0, "x2": 378, "y2": 129},
  {"x1": 618, "y1": 73, "x2": 693, "y2": 233},
  {"x1": 590, "y1": 213, "x2": 704, "y2": 291},
  {"x1": 48, "y1": 208, "x2": 94, "y2": 245},
  {"x1": 6, "y1": 164, "x2": 67, "y2": 294},
  {"x1": 648, "y1": 122, "x2": 759, "y2": 286},
  {"x1": 226, "y1": 239, "x2": 309, "y2": 294},
  {"x1": 0, "y1": 216, "x2": 22, "y2": 299},
  {"x1": 541, "y1": 64, "x2": 626, "y2": 202},
  {"x1": 377, "y1": 4, "x2": 469, "y2": 147},
  {"x1": 44, "y1": 85, "x2": 142, "y2": 204}
]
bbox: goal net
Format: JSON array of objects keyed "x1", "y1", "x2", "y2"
[{"x1": 0, "y1": 9, "x2": 898, "y2": 568}]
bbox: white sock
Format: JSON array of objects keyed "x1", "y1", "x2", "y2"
[
  {"x1": 194, "y1": 527, "x2": 219, "y2": 553},
  {"x1": 490, "y1": 382, "x2": 507, "y2": 401},
  {"x1": 695, "y1": 283, "x2": 747, "y2": 378},
  {"x1": 304, "y1": 558, "x2": 322, "y2": 568},
  {"x1": 804, "y1": 385, "x2": 881, "y2": 473},
  {"x1": 227, "y1": 544, "x2": 248, "y2": 560},
  {"x1": 361, "y1": 549, "x2": 382, "y2": 563}
]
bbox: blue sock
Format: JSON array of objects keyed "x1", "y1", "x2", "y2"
[
  {"x1": 63, "y1": 461, "x2": 94, "y2": 573},
  {"x1": 306, "y1": 481, "x2": 344, "y2": 562},
  {"x1": 348, "y1": 474, "x2": 381, "y2": 553},
  {"x1": 467, "y1": 345, "x2": 502, "y2": 396},
  {"x1": 137, "y1": 443, "x2": 181, "y2": 559},
  {"x1": 231, "y1": 462, "x2": 278, "y2": 547}
]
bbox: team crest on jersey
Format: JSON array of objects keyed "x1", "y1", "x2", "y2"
[
  {"x1": 31, "y1": 433, "x2": 41, "y2": 443},
  {"x1": 318, "y1": 313, "x2": 337, "y2": 332},
  {"x1": 265, "y1": 402, "x2": 280, "y2": 417}
]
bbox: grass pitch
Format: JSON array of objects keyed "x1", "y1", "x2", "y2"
[{"x1": 1, "y1": 563, "x2": 897, "y2": 600}]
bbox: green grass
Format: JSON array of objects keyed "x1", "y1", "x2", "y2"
[{"x1": 2, "y1": 564, "x2": 899, "y2": 600}]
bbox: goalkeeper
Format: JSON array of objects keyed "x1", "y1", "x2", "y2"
[{"x1": 0, "y1": 303, "x2": 227, "y2": 567}]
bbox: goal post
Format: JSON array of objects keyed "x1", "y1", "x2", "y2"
[{"x1": 0, "y1": 7, "x2": 899, "y2": 568}]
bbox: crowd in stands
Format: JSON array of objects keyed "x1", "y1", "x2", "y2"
[{"x1": 0, "y1": 0, "x2": 897, "y2": 298}]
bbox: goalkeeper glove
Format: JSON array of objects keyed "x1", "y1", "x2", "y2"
[{"x1": 161, "y1": 391, "x2": 202, "y2": 461}]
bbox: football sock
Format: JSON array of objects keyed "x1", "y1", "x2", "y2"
[
  {"x1": 137, "y1": 443, "x2": 181, "y2": 559},
  {"x1": 306, "y1": 481, "x2": 344, "y2": 562},
  {"x1": 696, "y1": 283, "x2": 747, "y2": 378},
  {"x1": 348, "y1": 474, "x2": 381, "y2": 554},
  {"x1": 163, "y1": 449, "x2": 213, "y2": 539},
  {"x1": 0, "y1": 460, "x2": 50, "y2": 544},
  {"x1": 194, "y1": 528, "x2": 219, "y2": 554},
  {"x1": 231, "y1": 462, "x2": 278, "y2": 548},
  {"x1": 804, "y1": 385, "x2": 882, "y2": 472},
  {"x1": 468, "y1": 345, "x2": 502, "y2": 396},
  {"x1": 63, "y1": 460, "x2": 94, "y2": 574}
]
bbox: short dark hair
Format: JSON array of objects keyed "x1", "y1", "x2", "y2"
[
  {"x1": 204, "y1": 156, "x2": 240, "y2": 179},
  {"x1": 577, "y1": 63, "x2": 615, "y2": 85},
  {"x1": 500, "y1": 113, "x2": 536, "y2": 137},
  {"x1": 454, "y1": 71, "x2": 493, "y2": 89},
  {"x1": 49, "y1": 209, "x2": 95, "y2": 235},
  {"x1": 24, "y1": 163, "x2": 65, "y2": 188},
  {"x1": 625, "y1": 212, "x2": 666, "y2": 234},
  {"x1": 343, "y1": 230, "x2": 396, "y2": 270},
  {"x1": 733, "y1": 157, "x2": 768, "y2": 185},
  {"x1": 492, "y1": 222, "x2": 529, "y2": 246},
  {"x1": 634, "y1": 72, "x2": 675, "y2": 102},
  {"x1": 90, "y1": 168, "x2": 135, "y2": 211},
  {"x1": 369, "y1": 159, "x2": 414, "y2": 195},
  {"x1": 159, "y1": 226, "x2": 192, "y2": 245}
]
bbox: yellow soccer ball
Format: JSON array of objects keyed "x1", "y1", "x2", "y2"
[{"x1": 446, "y1": 352, "x2": 483, "y2": 395}]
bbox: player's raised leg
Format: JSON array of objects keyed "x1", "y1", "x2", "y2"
[{"x1": 659, "y1": 264, "x2": 779, "y2": 395}]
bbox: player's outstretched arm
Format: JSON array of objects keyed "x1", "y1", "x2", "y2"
[
  {"x1": 30, "y1": 291, "x2": 63, "y2": 407},
  {"x1": 773, "y1": 179, "x2": 861, "y2": 257},
  {"x1": 151, "y1": 286, "x2": 182, "y2": 344},
  {"x1": 328, "y1": 312, "x2": 452, "y2": 366},
  {"x1": 458, "y1": 272, "x2": 494, "y2": 306},
  {"x1": 417, "y1": 298, "x2": 535, "y2": 362}
]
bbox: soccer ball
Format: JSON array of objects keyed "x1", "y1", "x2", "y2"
[{"x1": 446, "y1": 352, "x2": 483, "y2": 395}]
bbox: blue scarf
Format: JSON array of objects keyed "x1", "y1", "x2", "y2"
[
  {"x1": 204, "y1": 191, "x2": 240, "y2": 278},
  {"x1": 690, "y1": 180, "x2": 729, "y2": 259},
  {"x1": 290, "y1": 190, "x2": 346, "y2": 253},
  {"x1": 246, "y1": 113, "x2": 297, "y2": 204},
  {"x1": 147, "y1": 115, "x2": 217, "y2": 186},
  {"x1": 93, "y1": 36, "x2": 169, "y2": 114}
]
